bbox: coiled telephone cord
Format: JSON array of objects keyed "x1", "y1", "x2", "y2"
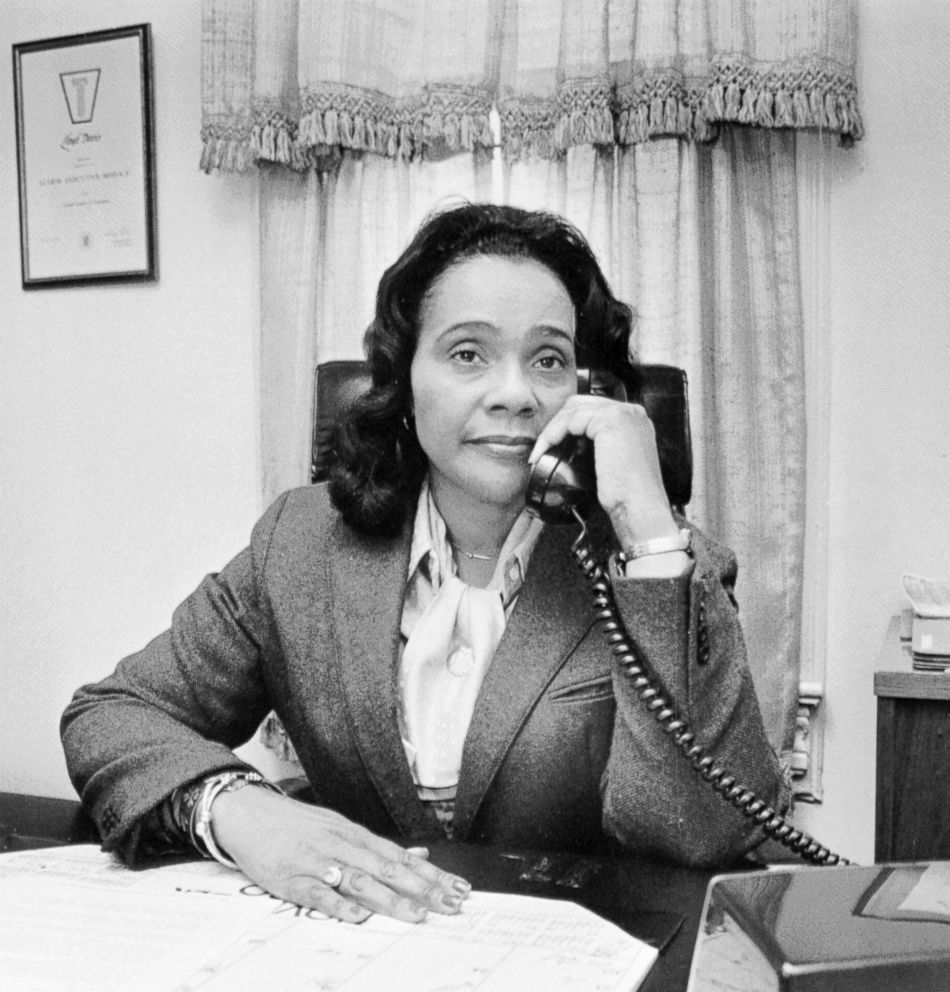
[{"x1": 570, "y1": 520, "x2": 849, "y2": 868}]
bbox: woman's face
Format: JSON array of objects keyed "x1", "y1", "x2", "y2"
[{"x1": 410, "y1": 254, "x2": 577, "y2": 522}]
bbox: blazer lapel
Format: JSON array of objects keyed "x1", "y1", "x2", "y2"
[
  {"x1": 452, "y1": 524, "x2": 596, "y2": 838},
  {"x1": 328, "y1": 520, "x2": 438, "y2": 838}
]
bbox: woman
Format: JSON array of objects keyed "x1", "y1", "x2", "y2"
[{"x1": 62, "y1": 203, "x2": 789, "y2": 926}]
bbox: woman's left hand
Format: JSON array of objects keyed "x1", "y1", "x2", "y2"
[{"x1": 528, "y1": 394, "x2": 680, "y2": 551}]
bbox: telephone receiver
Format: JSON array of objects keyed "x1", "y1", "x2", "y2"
[
  {"x1": 525, "y1": 367, "x2": 846, "y2": 867},
  {"x1": 525, "y1": 368, "x2": 627, "y2": 524}
]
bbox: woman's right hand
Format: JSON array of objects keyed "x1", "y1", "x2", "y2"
[{"x1": 209, "y1": 785, "x2": 471, "y2": 924}]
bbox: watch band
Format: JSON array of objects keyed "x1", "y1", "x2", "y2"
[
  {"x1": 616, "y1": 527, "x2": 691, "y2": 566},
  {"x1": 189, "y1": 770, "x2": 285, "y2": 869}
]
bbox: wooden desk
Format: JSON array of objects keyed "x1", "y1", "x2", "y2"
[
  {"x1": 0, "y1": 791, "x2": 713, "y2": 992},
  {"x1": 875, "y1": 616, "x2": 950, "y2": 861}
]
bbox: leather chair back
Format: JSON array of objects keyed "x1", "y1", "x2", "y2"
[{"x1": 311, "y1": 360, "x2": 692, "y2": 512}]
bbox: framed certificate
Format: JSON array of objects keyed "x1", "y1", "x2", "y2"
[{"x1": 13, "y1": 24, "x2": 157, "y2": 288}]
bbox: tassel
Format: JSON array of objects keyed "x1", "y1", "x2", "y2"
[
  {"x1": 636, "y1": 102, "x2": 650, "y2": 141},
  {"x1": 793, "y1": 89, "x2": 810, "y2": 127},
  {"x1": 397, "y1": 123, "x2": 412, "y2": 159},
  {"x1": 616, "y1": 108, "x2": 630, "y2": 144},
  {"x1": 738, "y1": 87, "x2": 756, "y2": 124},
  {"x1": 300, "y1": 109, "x2": 320, "y2": 146},
  {"x1": 824, "y1": 91, "x2": 839, "y2": 130},
  {"x1": 664, "y1": 96, "x2": 678, "y2": 133},
  {"x1": 324, "y1": 109, "x2": 339, "y2": 145},
  {"x1": 775, "y1": 89, "x2": 793, "y2": 128},
  {"x1": 572, "y1": 110, "x2": 586, "y2": 144},
  {"x1": 247, "y1": 125, "x2": 261, "y2": 160},
  {"x1": 445, "y1": 114, "x2": 460, "y2": 148},
  {"x1": 200, "y1": 139, "x2": 213, "y2": 174},
  {"x1": 725, "y1": 81, "x2": 741, "y2": 118},
  {"x1": 707, "y1": 83, "x2": 725, "y2": 120},
  {"x1": 650, "y1": 96, "x2": 664, "y2": 133},
  {"x1": 261, "y1": 122, "x2": 276, "y2": 161},
  {"x1": 837, "y1": 95, "x2": 851, "y2": 134},
  {"x1": 678, "y1": 102, "x2": 692, "y2": 135},
  {"x1": 755, "y1": 88, "x2": 774, "y2": 127},
  {"x1": 340, "y1": 112, "x2": 354, "y2": 147},
  {"x1": 276, "y1": 126, "x2": 292, "y2": 164}
]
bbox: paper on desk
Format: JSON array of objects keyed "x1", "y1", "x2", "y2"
[
  {"x1": 0, "y1": 845, "x2": 657, "y2": 992},
  {"x1": 902, "y1": 573, "x2": 950, "y2": 618},
  {"x1": 0, "y1": 845, "x2": 276, "y2": 992},
  {"x1": 898, "y1": 862, "x2": 950, "y2": 919}
]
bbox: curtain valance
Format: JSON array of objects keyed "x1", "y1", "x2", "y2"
[{"x1": 201, "y1": 0, "x2": 862, "y2": 171}]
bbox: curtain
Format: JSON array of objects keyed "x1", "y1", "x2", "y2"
[
  {"x1": 201, "y1": 0, "x2": 861, "y2": 767},
  {"x1": 201, "y1": 0, "x2": 861, "y2": 171}
]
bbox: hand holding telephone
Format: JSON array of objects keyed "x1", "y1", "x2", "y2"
[
  {"x1": 525, "y1": 368, "x2": 625, "y2": 525},
  {"x1": 525, "y1": 367, "x2": 846, "y2": 867}
]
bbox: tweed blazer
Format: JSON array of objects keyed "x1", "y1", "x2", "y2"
[{"x1": 62, "y1": 484, "x2": 789, "y2": 867}]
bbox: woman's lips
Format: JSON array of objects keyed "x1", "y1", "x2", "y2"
[{"x1": 468, "y1": 436, "x2": 535, "y2": 458}]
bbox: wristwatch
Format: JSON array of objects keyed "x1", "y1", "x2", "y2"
[
  {"x1": 190, "y1": 770, "x2": 284, "y2": 869},
  {"x1": 616, "y1": 527, "x2": 691, "y2": 567}
]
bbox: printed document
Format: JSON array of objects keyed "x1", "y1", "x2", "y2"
[{"x1": 0, "y1": 845, "x2": 657, "y2": 991}]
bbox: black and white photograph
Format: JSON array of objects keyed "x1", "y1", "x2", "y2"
[{"x1": 1, "y1": 2, "x2": 949, "y2": 990}]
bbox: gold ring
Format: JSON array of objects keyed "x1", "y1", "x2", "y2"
[{"x1": 322, "y1": 865, "x2": 344, "y2": 888}]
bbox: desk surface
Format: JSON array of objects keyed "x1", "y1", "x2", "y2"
[{"x1": 0, "y1": 791, "x2": 713, "y2": 992}]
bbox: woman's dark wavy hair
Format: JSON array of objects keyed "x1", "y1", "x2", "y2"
[{"x1": 328, "y1": 201, "x2": 637, "y2": 536}]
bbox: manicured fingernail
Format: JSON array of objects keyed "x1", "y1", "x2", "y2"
[
  {"x1": 451, "y1": 878, "x2": 471, "y2": 895},
  {"x1": 441, "y1": 892, "x2": 463, "y2": 911},
  {"x1": 406, "y1": 846, "x2": 429, "y2": 859}
]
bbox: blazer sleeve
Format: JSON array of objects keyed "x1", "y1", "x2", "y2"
[
  {"x1": 60, "y1": 493, "x2": 291, "y2": 862},
  {"x1": 599, "y1": 524, "x2": 791, "y2": 866}
]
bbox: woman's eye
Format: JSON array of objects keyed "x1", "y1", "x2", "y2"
[
  {"x1": 450, "y1": 348, "x2": 481, "y2": 364},
  {"x1": 536, "y1": 353, "x2": 568, "y2": 371}
]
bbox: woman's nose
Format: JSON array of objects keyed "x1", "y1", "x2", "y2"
[{"x1": 485, "y1": 361, "x2": 540, "y2": 415}]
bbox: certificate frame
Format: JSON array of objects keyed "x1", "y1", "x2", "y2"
[{"x1": 13, "y1": 24, "x2": 157, "y2": 288}]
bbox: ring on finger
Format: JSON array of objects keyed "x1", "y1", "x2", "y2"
[{"x1": 322, "y1": 865, "x2": 344, "y2": 888}]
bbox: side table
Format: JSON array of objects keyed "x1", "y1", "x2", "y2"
[{"x1": 875, "y1": 615, "x2": 950, "y2": 861}]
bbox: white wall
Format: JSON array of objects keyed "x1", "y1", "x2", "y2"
[
  {"x1": 0, "y1": 0, "x2": 263, "y2": 796},
  {"x1": 795, "y1": 0, "x2": 950, "y2": 863},
  {"x1": 4, "y1": 0, "x2": 950, "y2": 867}
]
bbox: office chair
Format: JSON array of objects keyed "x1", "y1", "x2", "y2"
[{"x1": 310, "y1": 359, "x2": 693, "y2": 513}]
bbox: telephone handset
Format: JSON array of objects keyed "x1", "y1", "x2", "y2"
[
  {"x1": 525, "y1": 368, "x2": 625, "y2": 524},
  {"x1": 526, "y1": 368, "x2": 847, "y2": 867}
]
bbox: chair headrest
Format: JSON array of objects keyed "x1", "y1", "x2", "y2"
[{"x1": 311, "y1": 360, "x2": 692, "y2": 510}]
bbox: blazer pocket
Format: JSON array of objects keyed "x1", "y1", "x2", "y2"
[{"x1": 548, "y1": 673, "x2": 614, "y2": 704}]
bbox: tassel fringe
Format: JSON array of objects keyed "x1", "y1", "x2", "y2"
[
  {"x1": 201, "y1": 62, "x2": 863, "y2": 171},
  {"x1": 202, "y1": 87, "x2": 494, "y2": 173}
]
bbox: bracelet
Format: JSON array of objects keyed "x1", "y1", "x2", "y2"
[
  {"x1": 189, "y1": 770, "x2": 285, "y2": 869},
  {"x1": 616, "y1": 527, "x2": 691, "y2": 567}
]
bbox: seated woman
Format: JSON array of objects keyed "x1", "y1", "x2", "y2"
[{"x1": 61, "y1": 202, "x2": 789, "y2": 926}]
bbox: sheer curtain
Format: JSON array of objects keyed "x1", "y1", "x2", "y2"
[{"x1": 201, "y1": 0, "x2": 861, "y2": 765}]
